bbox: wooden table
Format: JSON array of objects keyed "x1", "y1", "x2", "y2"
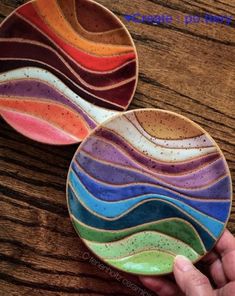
[{"x1": 0, "y1": 0, "x2": 234, "y2": 295}]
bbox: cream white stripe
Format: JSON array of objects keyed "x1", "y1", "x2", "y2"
[
  {"x1": 0, "y1": 67, "x2": 119, "y2": 124},
  {"x1": 105, "y1": 116, "x2": 216, "y2": 162}
]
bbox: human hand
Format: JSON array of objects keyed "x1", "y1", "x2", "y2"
[{"x1": 139, "y1": 229, "x2": 235, "y2": 296}]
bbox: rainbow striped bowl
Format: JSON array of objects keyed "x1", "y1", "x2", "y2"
[
  {"x1": 0, "y1": 0, "x2": 138, "y2": 145},
  {"x1": 67, "y1": 109, "x2": 232, "y2": 275}
]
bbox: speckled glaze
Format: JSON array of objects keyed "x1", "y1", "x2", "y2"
[
  {"x1": 0, "y1": 0, "x2": 138, "y2": 145},
  {"x1": 67, "y1": 109, "x2": 232, "y2": 275}
]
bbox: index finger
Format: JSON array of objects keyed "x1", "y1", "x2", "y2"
[
  {"x1": 215, "y1": 229, "x2": 235, "y2": 281},
  {"x1": 215, "y1": 229, "x2": 235, "y2": 256}
]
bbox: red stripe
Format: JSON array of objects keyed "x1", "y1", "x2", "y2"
[{"x1": 18, "y1": 4, "x2": 136, "y2": 72}]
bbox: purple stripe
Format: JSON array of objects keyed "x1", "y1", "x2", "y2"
[
  {"x1": 82, "y1": 136, "x2": 136, "y2": 166},
  {"x1": 82, "y1": 136, "x2": 227, "y2": 188},
  {"x1": 76, "y1": 151, "x2": 231, "y2": 199},
  {"x1": 0, "y1": 80, "x2": 96, "y2": 129},
  {"x1": 91, "y1": 128, "x2": 221, "y2": 174},
  {"x1": 0, "y1": 59, "x2": 122, "y2": 111},
  {"x1": 0, "y1": 13, "x2": 130, "y2": 111},
  {"x1": 0, "y1": 40, "x2": 136, "y2": 107}
]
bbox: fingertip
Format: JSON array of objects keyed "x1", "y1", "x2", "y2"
[
  {"x1": 139, "y1": 276, "x2": 159, "y2": 287},
  {"x1": 139, "y1": 276, "x2": 154, "y2": 285},
  {"x1": 174, "y1": 255, "x2": 193, "y2": 272},
  {"x1": 139, "y1": 276, "x2": 162, "y2": 292},
  {"x1": 173, "y1": 256, "x2": 213, "y2": 296},
  {"x1": 139, "y1": 276, "x2": 181, "y2": 296}
]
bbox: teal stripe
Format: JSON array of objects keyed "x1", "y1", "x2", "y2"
[{"x1": 69, "y1": 170, "x2": 223, "y2": 237}]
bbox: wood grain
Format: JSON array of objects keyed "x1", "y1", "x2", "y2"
[{"x1": 0, "y1": 0, "x2": 234, "y2": 295}]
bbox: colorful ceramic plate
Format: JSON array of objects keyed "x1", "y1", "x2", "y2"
[
  {"x1": 67, "y1": 109, "x2": 232, "y2": 275},
  {"x1": 0, "y1": 0, "x2": 138, "y2": 145}
]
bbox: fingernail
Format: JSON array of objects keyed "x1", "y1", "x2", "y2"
[{"x1": 174, "y1": 255, "x2": 193, "y2": 272}]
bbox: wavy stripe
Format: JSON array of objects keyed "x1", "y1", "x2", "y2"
[
  {"x1": 57, "y1": 0, "x2": 132, "y2": 45},
  {"x1": 72, "y1": 157, "x2": 231, "y2": 200},
  {"x1": 86, "y1": 129, "x2": 221, "y2": 174},
  {"x1": 105, "y1": 250, "x2": 176, "y2": 275},
  {"x1": 18, "y1": 4, "x2": 133, "y2": 59},
  {"x1": 0, "y1": 39, "x2": 136, "y2": 90},
  {"x1": 0, "y1": 98, "x2": 90, "y2": 139},
  {"x1": 0, "y1": 67, "x2": 119, "y2": 124},
  {"x1": 0, "y1": 48, "x2": 136, "y2": 108},
  {"x1": 68, "y1": 186, "x2": 216, "y2": 250},
  {"x1": 0, "y1": 79, "x2": 97, "y2": 129},
  {"x1": 0, "y1": 47, "x2": 136, "y2": 85},
  {"x1": 72, "y1": 160, "x2": 230, "y2": 201},
  {"x1": 1, "y1": 109, "x2": 80, "y2": 144},
  {"x1": 104, "y1": 117, "x2": 216, "y2": 162},
  {"x1": 76, "y1": 152, "x2": 230, "y2": 196},
  {"x1": 84, "y1": 231, "x2": 200, "y2": 260},
  {"x1": 0, "y1": 58, "x2": 132, "y2": 111},
  {"x1": 81, "y1": 137, "x2": 227, "y2": 188},
  {"x1": 70, "y1": 168, "x2": 230, "y2": 222},
  {"x1": 135, "y1": 110, "x2": 203, "y2": 139},
  {"x1": 0, "y1": 62, "x2": 127, "y2": 111},
  {"x1": 126, "y1": 113, "x2": 213, "y2": 148},
  {"x1": 68, "y1": 179, "x2": 224, "y2": 237},
  {"x1": 71, "y1": 216, "x2": 206, "y2": 255},
  {"x1": 33, "y1": 0, "x2": 133, "y2": 56},
  {"x1": 74, "y1": 0, "x2": 122, "y2": 33},
  {"x1": 1, "y1": 13, "x2": 136, "y2": 73}
]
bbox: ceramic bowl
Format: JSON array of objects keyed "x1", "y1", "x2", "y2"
[
  {"x1": 67, "y1": 109, "x2": 232, "y2": 275},
  {"x1": 0, "y1": 0, "x2": 138, "y2": 145}
]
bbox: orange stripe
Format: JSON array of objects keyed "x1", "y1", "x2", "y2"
[
  {"x1": 1, "y1": 109, "x2": 79, "y2": 145},
  {"x1": 0, "y1": 98, "x2": 90, "y2": 139},
  {"x1": 33, "y1": 0, "x2": 133, "y2": 56},
  {"x1": 18, "y1": 4, "x2": 136, "y2": 71}
]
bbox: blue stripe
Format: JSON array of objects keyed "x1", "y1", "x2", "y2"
[
  {"x1": 69, "y1": 170, "x2": 224, "y2": 238},
  {"x1": 68, "y1": 186, "x2": 216, "y2": 251},
  {"x1": 71, "y1": 164, "x2": 230, "y2": 222}
]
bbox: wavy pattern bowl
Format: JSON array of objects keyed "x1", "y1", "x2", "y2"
[
  {"x1": 67, "y1": 109, "x2": 232, "y2": 275},
  {"x1": 0, "y1": 0, "x2": 138, "y2": 145}
]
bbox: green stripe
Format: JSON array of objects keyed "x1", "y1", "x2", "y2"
[
  {"x1": 72, "y1": 216, "x2": 206, "y2": 255},
  {"x1": 85, "y1": 231, "x2": 200, "y2": 261},
  {"x1": 106, "y1": 250, "x2": 176, "y2": 275}
]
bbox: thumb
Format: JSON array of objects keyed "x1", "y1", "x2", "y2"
[{"x1": 173, "y1": 255, "x2": 213, "y2": 296}]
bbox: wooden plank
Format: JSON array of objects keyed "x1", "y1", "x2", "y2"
[{"x1": 0, "y1": 0, "x2": 234, "y2": 295}]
